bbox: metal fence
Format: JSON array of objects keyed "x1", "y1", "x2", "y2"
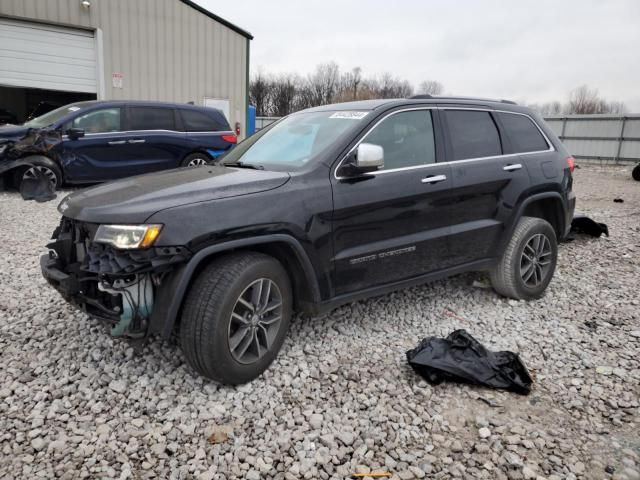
[
  {"x1": 255, "y1": 116, "x2": 280, "y2": 131},
  {"x1": 256, "y1": 114, "x2": 640, "y2": 165},
  {"x1": 544, "y1": 114, "x2": 640, "y2": 165}
]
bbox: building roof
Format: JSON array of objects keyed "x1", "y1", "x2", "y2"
[{"x1": 180, "y1": 0, "x2": 253, "y2": 40}]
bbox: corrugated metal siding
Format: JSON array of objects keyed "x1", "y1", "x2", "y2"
[
  {"x1": 0, "y1": 0, "x2": 248, "y2": 135},
  {"x1": 544, "y1": 114, "x2": 640, "y2": 164},
  {"x1": 0, "y1": 17, "x2": 97, "y2": 92}
]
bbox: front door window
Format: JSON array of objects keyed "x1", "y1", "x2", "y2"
[{"x1": 71, "y1": 108, "x2": 121, "y2": 133}]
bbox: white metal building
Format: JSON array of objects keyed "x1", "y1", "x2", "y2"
[{"x1": 0, "y1": 0, "x2": 252, "y2": 136}]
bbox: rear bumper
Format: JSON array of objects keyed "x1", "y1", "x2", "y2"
[{"x1": 564, "y1": 191, "x2": 577, "y2": 238}]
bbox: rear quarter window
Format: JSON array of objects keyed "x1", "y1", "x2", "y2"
[
  {"x1": 444, "y1": 110, "x2": 502, "y2": 161},
  {"x1": 180, "y1": 109, "x2": 229, "y2": 132},
  {"x1": 498, "y1": 112, "x2": 549, "y2": 153}
]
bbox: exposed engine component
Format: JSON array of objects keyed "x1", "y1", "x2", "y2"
[{"x1": 98, "y1": 274, "x2": 154, "y2": 337}]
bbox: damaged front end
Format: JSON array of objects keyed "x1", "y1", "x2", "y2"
[
  {"x1": 1, "y1": 127, "x2": 61, "y2": 161},
  {"x1": 41, "y1": 217, "x2": 191, "y2": 338}
]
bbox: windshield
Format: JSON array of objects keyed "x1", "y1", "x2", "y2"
[
  {"x1": 222, "y1": 110, "x2": 370, "y2": 171},
  {"x1": 23, "y1": 103, "x2": 89, "y2": 128}
]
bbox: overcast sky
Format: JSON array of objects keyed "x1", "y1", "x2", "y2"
[{"x1": 199, "y1": 0, "x2": 640, "y2": 110}]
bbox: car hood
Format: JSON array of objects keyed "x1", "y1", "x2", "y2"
[
  {"x1": 0, "y1": 125, "x2": 29, "y2": 140},
  {"x1": 59, "y1": 166, "x2": 291, "y2": 224}
]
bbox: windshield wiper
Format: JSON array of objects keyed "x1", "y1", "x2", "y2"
[{"x1": 222, "y1": 161, "x2": 264, "y2": 170}]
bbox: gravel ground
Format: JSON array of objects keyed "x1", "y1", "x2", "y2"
[{"x1": 1, "y1": 164, "x2": 639, "y2": 480}]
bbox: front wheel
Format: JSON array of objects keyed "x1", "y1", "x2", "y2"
[
  {"x1": 13, "y1": 156, "x2": 62, "y2": 190},
  {"x1": 180, "y1": 252, "x2": 292, "y2": 384},
  {"x1": 490, "y1": 216, "x2": 558, "y2": 300},
  {"x1": 632, "y1": 163, "x2": 640, "y2": 181}
]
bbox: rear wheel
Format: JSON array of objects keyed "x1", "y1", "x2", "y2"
[
  {"x1": 181, "y1": 152, "x2": 210, "y2": 167},
  {"x1": 632, "y1": 163, "x2": 640, "y2": 181},
  {"x1": 490, "y1": 216, "x2": 558, "y2": 300},
  {"x1": 180, "y1": 252, "x2": 292, "y2": 384},
  {"x1": 13, "y1": 157, "x2": 62, "y2": 190}
]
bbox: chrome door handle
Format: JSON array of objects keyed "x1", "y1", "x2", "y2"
[
  {"x1": 107, "y1": 140, "x2": 126, "y2": 145},
  {"x1": 503, "y1": 163, "x2": 522, "y2": 171},
  {"x1": 128, "y1": 139, "x2": 146, "y2": 144},
  {"x1": 421, "y1": 174, "x2": 447, "y2": 184}
]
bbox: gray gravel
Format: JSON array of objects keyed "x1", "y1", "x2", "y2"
[{"x1": 1, "y1": 165, "x2": 639, "y2": 479}]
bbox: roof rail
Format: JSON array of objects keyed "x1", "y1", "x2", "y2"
[{"x1": 408, "y1": 95, "x2": 517, "y2": 105}]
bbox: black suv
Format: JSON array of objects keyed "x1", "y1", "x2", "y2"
[{"x1": 41, "y1": 96, "x2": 576, "y2": 384}]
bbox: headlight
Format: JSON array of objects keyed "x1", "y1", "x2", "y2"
[{"x1": 94, "y1": 224, "x2": 163, "y2": 249}]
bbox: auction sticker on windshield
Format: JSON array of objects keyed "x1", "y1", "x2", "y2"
[{"x1": 329, "y1": 111, "x2": 369, "y2": 120}]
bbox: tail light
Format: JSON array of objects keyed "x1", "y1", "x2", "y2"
[
  {"x1": 222, "y1": 134, "x2": 237, "y2": 144},
  {"x1": 234, "y1": 121, "x2": 241, "y2": 136},
  {"x1": 567, "y1": 156, "x2": 576, "y2": 173}
]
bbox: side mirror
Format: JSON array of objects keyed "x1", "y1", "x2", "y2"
[
  {"x1": 67, "y1": 128, "x2": 85, "y2": 140},
  {"x1": 338, "y1": 143, "x2": 384, "y2": 177},
  {"x1": 355, "y1": 143, "x2": 384, "y2": 171}
]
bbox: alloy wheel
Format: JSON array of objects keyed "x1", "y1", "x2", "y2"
[
  {"x1": 187, "y1": 157, "x2": 208, "y2": 166},
  {"x1": 520, "y1": 233, "x2": 552, "y2": 288},
  {"x1": 22, "y1": 166, "x2": 57, "y2": 188},
  {"x1": 228, "y1": 278, "x2": 283, "y2": 364}
]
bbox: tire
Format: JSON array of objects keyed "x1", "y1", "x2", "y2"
[
  {"x1": 490, "y1": 216, "x2": 558, "y2": 300},
  {"x1": 632, "y1": 163, "x2": 640, "y2": 181},
  {"x1": 180, "y1": 252, "x2": 293, "y2": 384},
  {"x1": 12, "y1": 156, "x2": 62, "y2": 190},
  {"x1": 180, "y1": 152, "x2": 210, "y2": 167}
]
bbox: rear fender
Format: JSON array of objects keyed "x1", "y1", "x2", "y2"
[{"x1": 497, "y1": 192, "x2": 566, "y2": 253}]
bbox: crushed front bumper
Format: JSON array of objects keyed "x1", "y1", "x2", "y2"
[
  {"x1": 41, "y1": 253, "x2": 120, "y2": 323},
  {"x1": 41, "y1": 217, "x2": 192, "y2": 336}
]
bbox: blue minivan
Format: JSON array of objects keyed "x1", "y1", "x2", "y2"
[{"x1": 0, "y1": 100, "x2": 237, "y2": 189}]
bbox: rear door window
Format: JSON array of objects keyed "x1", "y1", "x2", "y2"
[
  {"x1": 445, "y1": 110, "x2": 502, "y2": 161},
  {"x1": 180, "y1": 109, "x2": 228, "y2": 132},
  {"x1": 71, "y1": 108, "x2": 121, "y2": 133},
  {"x1": 363, "y1": 110, "x2": 436, "y2": 170},
  {"x1": 129, "y1": 107, "x2": 176, "y2": 131},
  {"x1": 497, "y1": 112, "x2": 549, "y2": 153}
]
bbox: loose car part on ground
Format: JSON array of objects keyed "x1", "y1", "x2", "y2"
[{"x1": 406, "y1": 329, "x2": 533, "y2": 394}]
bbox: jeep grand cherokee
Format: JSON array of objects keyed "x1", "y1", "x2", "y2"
[{"x1": 41, "y1": 96, "x2": 576, "y2": 384}]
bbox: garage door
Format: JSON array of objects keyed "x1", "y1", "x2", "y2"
[{"x1": 0, "y1": 18, "x2": 97, "y2": 93}]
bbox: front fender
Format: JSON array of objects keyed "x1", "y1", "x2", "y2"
[{"x1": 148, "y1": 234, "x2": 321, "y2": 338}]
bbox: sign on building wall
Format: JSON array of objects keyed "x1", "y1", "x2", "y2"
[{"x1": 112, "y1": 72, "x2": 123, "y2": 89}]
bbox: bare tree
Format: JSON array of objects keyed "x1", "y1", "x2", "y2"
[
  {"x1": 565, "y1": 85, "x2": 627, "y2": 114},
  {"x1": 270, "y1": 74, "x2": 300, "y2": 117},
  {"x1": 566, "y1": 85, "x2": 602, "y2": 114},
  {"x1": 607, "y1": 101, "x2": 628, "y2": 114},
  {"x1": 336, "y1": 67, "x2": 362, "y2": 101},
  {"x1": 305, "y1": 62, "x2": 340, "y2": 107},
  {"x1": 528, "y1": 101, "x2": 563, "y2": 116},
  {"x1": 249, "y1": 71, "x2": 272, "y2": 117},
  {"x1": 417, "y1": 80, "x2": 444, "y2": 96}
]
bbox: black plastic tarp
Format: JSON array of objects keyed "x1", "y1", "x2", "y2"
[
  {"x1": 570, "y1": 214, "x2": 609, "y2": 238},
  {"x1": 406, "y1": 329, "x2": 533, "y2": 395}
]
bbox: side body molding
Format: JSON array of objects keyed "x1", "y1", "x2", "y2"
[{"x1": 149, "y1": 234, "x2": 321, "y2": 338}]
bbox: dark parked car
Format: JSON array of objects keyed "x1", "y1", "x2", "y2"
[
  {"x1": 41, "y1": 96, "x2": 576, "y2": 384},
  {"x1": 0, "y1": 100, "x2": 237, "y2": 189},
  {"x1": 0, "y1": 108, "x2": 18, "y2": 126}
]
